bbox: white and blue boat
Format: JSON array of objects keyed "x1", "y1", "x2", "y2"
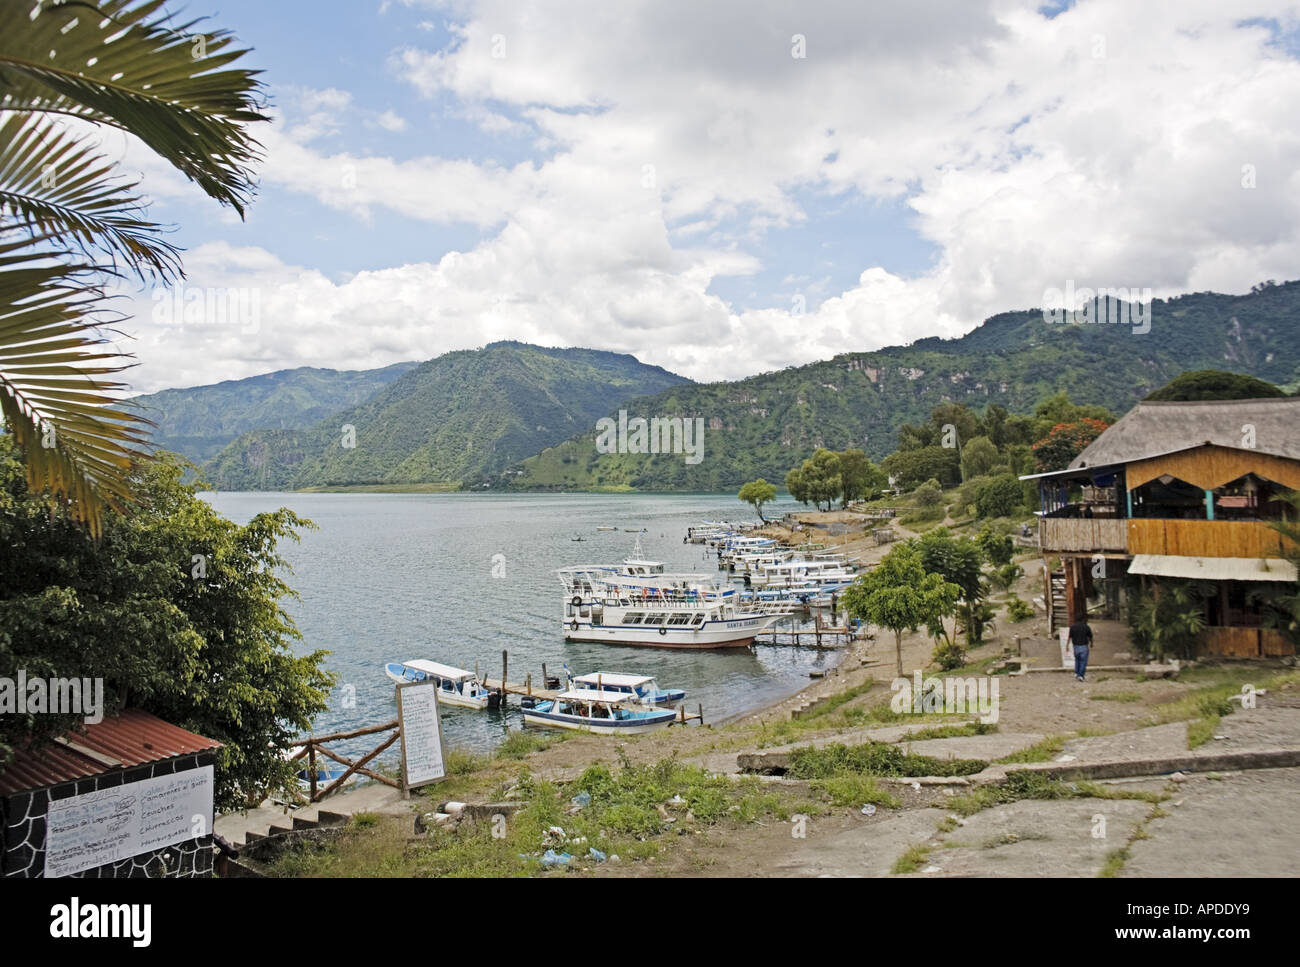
[
  {"x1": 522, "y1": 688, "x2": 678, "y2": 734},
  {"x1": 384, "y1": 659, "x2": 492, "y2": 709},
  {"x1": 567, "y1": 670, "x2": 686, "y2": 706}
]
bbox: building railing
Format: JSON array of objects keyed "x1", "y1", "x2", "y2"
[{"x1": 1040, "y1": 516, "x2": 1294, "y2": 558}]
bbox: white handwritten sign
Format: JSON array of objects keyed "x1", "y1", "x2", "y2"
[
  {"x1": 397, "y1": 681, "x2": 445, "y2": 791},
  {"x1": 44, "y1": 765, "x2": 214, "y2": 878}
]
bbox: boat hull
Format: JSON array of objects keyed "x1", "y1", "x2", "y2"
[
  {"x1": 562, "y1": 614, "x2": 777, "y2": 649},
  {"x1": 522, "y1": 709, "x2": 675, "y2": 734}
]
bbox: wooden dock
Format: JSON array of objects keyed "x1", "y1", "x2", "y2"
[{"x1": 754, "y1": 614, "x2": 857, "y2": 648}]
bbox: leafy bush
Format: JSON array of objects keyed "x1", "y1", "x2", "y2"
[
  {"x1": 975, "y1": 473, "x2": 1023, "y2": 519},
  {"x1": 1004, "y1": 596, "x2": 1034, "y2": 622}
]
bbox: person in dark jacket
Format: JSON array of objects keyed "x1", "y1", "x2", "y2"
[{"x1": 1068, "y1": 617, "x2": 1094, "y2": 681}]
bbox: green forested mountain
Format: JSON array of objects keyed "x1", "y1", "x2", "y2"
[
  {"x1": 506, "y1": 281, "x2": 1300, "y2": 491},
  {"x1": 206, "y1": 342, "x2": 689, "y2": 489},
  {"x1": 129, "y1": 361, "x2": 419, "y2": 463}
]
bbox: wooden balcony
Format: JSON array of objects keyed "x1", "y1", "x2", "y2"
[
  {"x1": 1126, "y1": 519, "x2": 1293, "y2": 558},
  {"x1": 1040, "y1": 516, "x2": 1294, "y2": 558},
  {"x1": 1039, "y1": 517, "x2": 1129, "y2": 553}
]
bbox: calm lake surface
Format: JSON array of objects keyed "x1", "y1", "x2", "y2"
[{"x1": 204, "y1": 492, "x2": 835, "y2": 758}]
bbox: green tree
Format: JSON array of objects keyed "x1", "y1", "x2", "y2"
[
  {"x1": 785, "y1": 466, "x2": 808, "y2": 506},
  {"x1": 1145, "y1": 370, "x2": 1284, "y2": 402},
  {"x1": 842, "y1": 543, "x2": 959, "y2": 676},
  {"x1": 960, "y1": 435, "x2": 1001, "y2": 479},
  {"x1": 0, "y1": 444, "x2": 335, "y2": 809},
  {"x1": 913, "y1": 478, "x2": 944, "y2": 508},
  {"x1": 837, "y1": 448, "x2": 884, "y2": 506},
  {"x1": 883, "y1": 446, "x2": 961, "y2": 489},
  {"x1": 738, "y1": 478, "x2": 777, "y2": 522},
  {"x1": 788, "y1": 448, "x2": 842, "y2": 511},
  {"x1": 0, "y1": 1, "x2": 268, "y2": 535},
  {"x1": 975, "y1": 523, "x2": 1014, "y2": 566},
  {"x1": 913, "y1": 527, "x2": 986, "y2": 651},
  {"x1": 975, "y1": 473, "x2": 1024, "y2": 519}
]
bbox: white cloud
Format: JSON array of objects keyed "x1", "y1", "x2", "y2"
[{"x1": 117, "y1": 0, "x2": 1300, "y2": 393}]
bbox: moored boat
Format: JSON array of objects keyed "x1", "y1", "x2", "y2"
[
  {"x1": 383, "y1": 660, "x2": 492, "y2": 709},
  {"x1": 522, "y1": 688, "x2": 677, "y2": 733},
  {"x1": 567, "y1": 670, "x2": 686, "y2": 705}
]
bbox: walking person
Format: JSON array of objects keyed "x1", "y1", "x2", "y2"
[{"x1": 1068, "y1": 615, "x2": 1093, "y2": 682}]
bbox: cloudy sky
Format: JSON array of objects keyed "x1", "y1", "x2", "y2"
[{"x1": 111, "y1": 0, "x2": 1300, "y2": 393}]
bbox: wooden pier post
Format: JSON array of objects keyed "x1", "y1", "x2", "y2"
[
  {"x1": 698, "y1": 703, "x2": 704, "y2": 727},
  {"x1": 501, "y1": 650, "x2": 508, "y2": 707}
]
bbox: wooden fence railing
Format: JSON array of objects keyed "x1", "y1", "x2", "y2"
[{"x1": 286, "y1": 719, "x2": 402, "y2": 803}]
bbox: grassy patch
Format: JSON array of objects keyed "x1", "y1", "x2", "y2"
[
  {"x1": 902, "y1": 722, "x2": 998, "y2": 741},
  {"x1": 1187, "y1": 714, "x2": 1220, "y2": 750},
  {"x1": 1091, "y1": 691, "x2": 1142, "y2": 703},
  {"x1": 811, "y1": 774, "x2": 902, "y2": 808},
  {"x1": 1099, "y1": 847, "x2": 1130, "y2": 878},
  {"x1": 891, "y1": 843, "x2": 934, "y2": 874},
  {"x1": 995, "y1": 735, "x2": 1067, "y2": 764},
  {"x1": 494, "y1": 729, "x2": 569, "y2": 759},
  {"x1": 786, "y1": 742, "x2": 987, "y2": 779}
]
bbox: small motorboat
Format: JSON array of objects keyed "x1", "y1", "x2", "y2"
[
  {"x1": 522, "y1": 689, "x2": 677, "y2": 734},
  {"x1": 384, "y1": 660, "x2": 491, "y2": 709},
  {"x1": 595, "y1": 526, "x2": 617, "y2": 531},
  {"x1": 567, "y1": 671, "x2": 685, "y2": 706}
]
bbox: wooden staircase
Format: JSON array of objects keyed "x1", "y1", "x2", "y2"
[{"x1": 1048, "y1": 568, "x2": 1067, "y2": 635}]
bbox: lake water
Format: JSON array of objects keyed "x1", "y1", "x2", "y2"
[{"x1": 204, "y1": 492, "x2": 836, "y2": 758}]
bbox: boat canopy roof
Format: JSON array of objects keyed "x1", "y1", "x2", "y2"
[
  {"x1": 401, "y1": 659, "x2": 476, "y2": 682},
  {"x1": 558, "y1": 688, "x2": 644, "y2": 703},
  {"x1": 573, "y1": 672, "x2": 654, "y2": 687}
]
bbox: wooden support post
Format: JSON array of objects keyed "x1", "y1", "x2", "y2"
[
  {"x1": 698, "y1": 703, "x2": 704, "y2": 727},
  {"x1": 308, "y1": 742, "x2": 318, "y2": 802},
  {"x1": 542, "y1": 663, "x2": 548, "y2": 689},
  {"x1": 502, "y1": 649, "x2": 508, "y2": 697},
  {"x1": 526, "y1": 673, "x2": 532, "y2": 696}
]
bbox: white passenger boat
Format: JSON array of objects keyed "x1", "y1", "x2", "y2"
[
  {"x1": 567, "y1": 670, "x2": 686, "y2": 706},
  {"x1": 522, "y1": 689, "x2": 678, "y2": 733},
  {"x1": 383, "y1": 660, "x2": 492, "y2": 709},
  {"x1": 561, "y1": 577, "x2": 779, "y2": 648}
]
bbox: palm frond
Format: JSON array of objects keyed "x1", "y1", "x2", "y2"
[
  {"x1": 0, "y1": 112, "x2": 181, "y2": 278},
  {"x1": 0, "y1": 0, "x2": 269, "y2": 215},
  {"x1": 0, "y1": 237, "x2": 152, "y2": 536}
]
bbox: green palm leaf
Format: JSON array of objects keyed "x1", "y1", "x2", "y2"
[
  {"x1": 0, "y1": 0, "x2": 269, "y2": 214},
  {"x1": 0, "y1": 237, "x2": 152, "y2": 536},
  {"x1": 0, "y1": 112, "x2": 181, "y2": 278}
]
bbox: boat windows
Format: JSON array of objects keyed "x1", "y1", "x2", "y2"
[
  {"x1": 692, "y1": 613, "x2": 705, "y2": 625},
  {"x1": 621, "y1": 612, "x2": 646, "y2": 625},
  {"x1": 667, "y1": 613, "x2": 692, "y2": 626},
  {"x1": 643, "y1": 613, "x2": 667, "y2": 625}
]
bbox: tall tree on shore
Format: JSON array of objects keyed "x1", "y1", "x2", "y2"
[
  {"x1": 0, "y1": 0, "x2": 268, "y2": 534},
  {"x1": 738, "y1": 478, "x2": 777, "y2": 522},
  {"x1": 842, "y1": 543, "x2": 959, "y2": 677}
]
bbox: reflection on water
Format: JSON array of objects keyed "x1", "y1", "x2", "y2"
[{"x1": 205, "y1": 491, "x2": 835, "y2": 757}]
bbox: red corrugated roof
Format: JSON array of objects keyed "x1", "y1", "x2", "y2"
[{"x1": 0, "y1": 709, "x2": 221, "y2": 797}]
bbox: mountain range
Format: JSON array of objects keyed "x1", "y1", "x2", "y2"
[
  {"x1": 135, "y1": 281, "x2": 1300, "y2": 492},
  {"x1": 201, "y1": 342, "x2": 689, "y2": 490}
]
